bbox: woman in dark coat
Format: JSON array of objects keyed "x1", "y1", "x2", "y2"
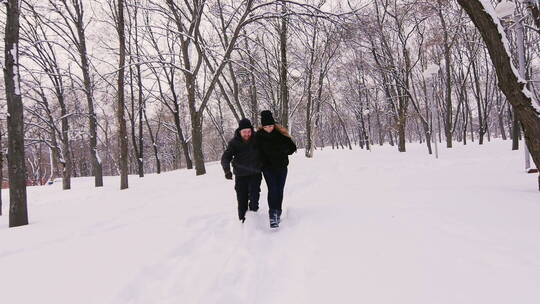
[{"x1": 255, "y1": 110, "x2": 297, "y2": 228}]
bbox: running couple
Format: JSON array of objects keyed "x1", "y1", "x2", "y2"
[{"x1": 221, "y1": 110, "x2": 297, "y2": 228}]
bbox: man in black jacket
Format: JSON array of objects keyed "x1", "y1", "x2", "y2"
[{"x1": 221, "y1": 118, "x2": 262, "y2": 222}]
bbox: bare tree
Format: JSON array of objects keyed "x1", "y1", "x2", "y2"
[
  {"x1": 19, "y1": 5, "x2": 74, "y2": 190},
  {"x1": 4, "y1": 0, "x2": 29, "y2": 227},
  {"x1": 44, "y1": 0, "x2": 103, "y2": 187},
  {"x1": 279, "y1": 1, "x2": 290, "y2": 128},
  {"x1": 0, "y1": 122, "x2": 4, "y2": 216},
  {"x1": 125, "y1": 1, "x2": 144, "y2": 178},
  {"x1": 116, "y1": 0, "x2": 129, "y2": 189},
  {"x1": 457, "y1": 0, "x2": 540, "y2": 188},
  {"x1": 143, "y1": 101, "x2": 162, "y2": 174},
  {"x1": 142, "y1": 12, "x2": 193, "y2": 170}
]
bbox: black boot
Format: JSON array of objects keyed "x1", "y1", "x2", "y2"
[
  {"x1": 269, "y1": 209, "x2": 279, "y2": 228},
  {"x1": 277, "y1": 209, "x2": 282, "y2": 224},
  {"x1": 238, "y1": 209, "x2": 247, "y2": 223}
]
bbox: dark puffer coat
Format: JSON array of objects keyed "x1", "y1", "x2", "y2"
[
  {"x1": 255, "y1": 125, "x2": 297, "y2": 169},
  {"x1": 221, "y1": 128, "x2": 262, "y2": 177}
]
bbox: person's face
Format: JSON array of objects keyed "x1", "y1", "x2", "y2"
[
  {"x1": 263, "y1": 125, "x2": 274, "y2": 133},
  {"x1": 240, "y1": 128, "x2": 252, "y2": 141}
]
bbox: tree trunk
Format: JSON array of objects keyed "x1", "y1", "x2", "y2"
[
  {"x1": 512, "y1": 110, "x2": 520, "y2": 150},
  {"x1": 375, "y1": 101, "x2": 384, "y2": 145},
  {"x1": 314, "y1": 86, "x2": 324, "y2": 149},
  {"x1": 191, "y1": 114, "x2": 206, "y2": 175},
  {"x1": 143, "y1": 108, "x2": 161, "y2": 174},
  {"x1": 162, "y1": 71, "x2": 192, "y2": 170},
  {"x1": 74, "y1": 0, "x2": 103, "y2": 187},
  {"x1": 388, "y1": 123, "x2": 395, "y2": 146},
  {"x1": 129, "y1": 65, "x2": 140, "y2": 175},
  {"x1": 176, "y1": 12, "x2": 204, "y2": 174},
  {"x1": 246, "y1": 37, "x2": 259, "y2": 127},
  {"x1": 5, "y1": 0, "x2": 28, "y2": 227},
  {"x1": 172, "y1": 110, "x2": 192, "y2": 170},
  {"x1": 0, "y1": 125, "x2": 3, "y2": 216},
  {"x1": 279, "y1": 1, "x2": 289, "y2": 128},
  {"x1": 397, "y1": 118, "x2": 406, "y2": 152},
  {"x1": 56, "y1": 93, "x2": 72, "y2": 190},
  {"x1": 463, "y1": 92, "x2": 469, "y2": 145},
  {"x1": 359, "y1": 112, "x2": 370, "y2": 151},
  {"x1": 117, "y1": 0, "x2": 129, "y2": 189},
  {"x1": 496, "y1": 92, "x2": 507, "y2": 140},
  {"x1": 438, "y1": 2, "x2": 453, "y2": 148},
  {"x1": 305, "y1": 28, "x2": 316, "y2": 158},
  {"x1": 61, "y1": 135, "x2": 72, "y2": 190},
  {"x1": 135, "y1": 7, "x2": 144, "y2": 178},
  {"x1": 49, "y1": 130, "x2": 61, "y2": 182}
]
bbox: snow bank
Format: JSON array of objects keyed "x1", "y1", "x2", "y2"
[{"x1": 1, "y1": 140, "x2": 539, "y2": 304}]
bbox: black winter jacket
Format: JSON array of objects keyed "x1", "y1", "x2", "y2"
[
  {"x1": 221, "y1": 128, "x2": 262, "y2": 177},
  {"x1": 255, "y1": 127, "x2": 297, "y2": 169}
]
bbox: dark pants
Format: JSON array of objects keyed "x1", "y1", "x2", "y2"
[
  {"x1": 262, "y1": 168, "x2": 288, "y2": 214},
  {"x1": 235, "y1": 173, "x2": 262, "y2": 219}
]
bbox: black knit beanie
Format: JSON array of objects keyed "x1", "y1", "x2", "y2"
[
  {"x1": 238, "y1": 118, "x2": 253, "y2": 130},
  {"x1": 260, "y1": 110, "x2": 276, "y2": 126}
]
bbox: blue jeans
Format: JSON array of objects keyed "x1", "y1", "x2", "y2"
[{"x1": 263, "y1": 168, "x2": 288, "y2": 213}]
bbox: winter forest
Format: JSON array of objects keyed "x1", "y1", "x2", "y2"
[
  {"x1": 2, "y1": 0, "x2": 540, "y2": 302},
  {"x1": 0, "y1": 0, "x2": 539, "y2": 220}
]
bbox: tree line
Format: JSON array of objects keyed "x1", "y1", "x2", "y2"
[{"x1": 2, "y1": 0, "x2": 540, "y2": 227}]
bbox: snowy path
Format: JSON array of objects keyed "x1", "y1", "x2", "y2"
[{"x1": 1, "y1": 141, "x2": 540, "y2": 304}]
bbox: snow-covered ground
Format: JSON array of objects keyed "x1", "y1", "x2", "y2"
[{"x1": 1, "y1": 140, "x2": 540, "y2": 304}]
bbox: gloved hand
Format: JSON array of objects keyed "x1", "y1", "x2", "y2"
[{"x1": 225, "y1": 172, "x2": 233, "y2": 180}]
